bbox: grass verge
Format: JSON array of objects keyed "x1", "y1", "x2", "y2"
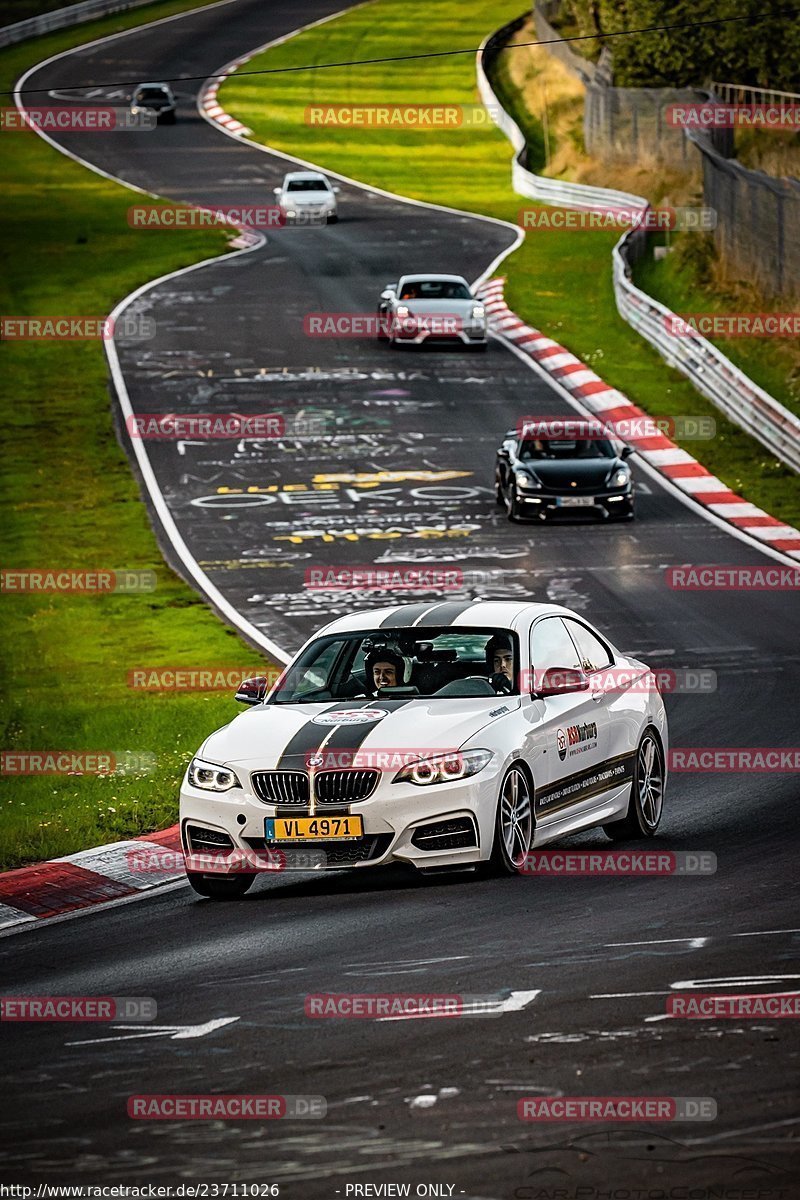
[
  {"x1": 497, "y1": 20, "x2": 800, "y2": 415},
  {"x1": 0, "y1": 0, "x2": 274, "y2": 870},
  {"x1": 221, "y1": 0, "x2": 800, "y2": 526}
]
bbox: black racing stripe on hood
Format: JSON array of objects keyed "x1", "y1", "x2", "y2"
[
  {"x1": 276, "y1": 701, "x2": 374, "y2": 764},
  {"x1": 415, "y1": 600, "x2": 477, "y2": 626},
  {"x1": 319, "y1": 698, "x2": 414, "y2": 754},
  {"x1": 276, "y1": 699, "x2": 414, "y2": 768}
]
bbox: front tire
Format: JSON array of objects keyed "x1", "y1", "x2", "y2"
[
  {"x1": 603, "y1": 729, "x2": 664, "y2": 840},
  {"x1": 186, "y1": 871, "x2": 255, "y2": 899},
  {"x1": 489, "y1": 764, "x2": 533, "y2": 874},
  {"x1": 506, "y1": 489, "x2": 522, "y2": 523}
]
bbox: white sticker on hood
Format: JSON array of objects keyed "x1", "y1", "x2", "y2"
[{"x1": 311, "y1": 708, "x2": 388, "y2": 727}]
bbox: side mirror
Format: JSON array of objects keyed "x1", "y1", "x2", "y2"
[
  {"x1": 380, "y1": 289, "x2": 394, "y2": 301},
  {"x1": 273, "y1": 186, "x2": 281, "y2": 195},
  {"x1": 332, "y1": 185, "x2": 341, "y2": 194},
  {"x1": 535, "y1": 667, "x2": 589, "y2": 697},
  {"x1": 620, "y1": 445, "x2": 634, "y2": 459},
  {"x1": 235, "y1": 675, "x2": 269, "y2": 705}
]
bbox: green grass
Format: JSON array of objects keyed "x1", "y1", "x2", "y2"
[
  {"x1": 221, "y1": 0, "x2": 800, "y2": 527},
  {"x1": 634, "y1": 233, "x2": 800, "y2": 418},
  {"x1": 0, "y1": 0, "x2": 275, "y2": 870}
]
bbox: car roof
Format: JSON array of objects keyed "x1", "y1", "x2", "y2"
[
  {"x1": 316, "y1": 600, "x2": 580, "y2": 638},
  {"x1": 282, "y1": 171, "x2": 329, "y2": 182},
  {"x1": 397, "y1": 273, "x2": 469, "y2": 285}
]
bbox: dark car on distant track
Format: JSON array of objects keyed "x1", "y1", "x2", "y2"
[
  {"x1": 129, "y1": 82, "x2": 177, "y2": 125},
  {"x1": 495, "y1": 423, "x2": 636, "y2": 522}
]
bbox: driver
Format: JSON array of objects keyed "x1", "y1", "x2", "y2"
[
  {"x1": 485, "y1": 634, "x2": 515, "y2": 694},
  {"x1": 364, "y1": 646, "x2": 412, "y2": 695}
]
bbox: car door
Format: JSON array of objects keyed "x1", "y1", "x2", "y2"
[
  {"x1": 563, "y1": 617, "x2": 642, "y2": 791},
  {"x1": 521, "y1": 615, "x2": 611, "y2": 826}
]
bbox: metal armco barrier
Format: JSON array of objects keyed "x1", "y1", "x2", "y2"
[
  {"x1": 477, "y1": 23, "x2": 800, "y2": 474},
  {"x1": 0, "y1": 0, "x2": 157, "y2": 48}
]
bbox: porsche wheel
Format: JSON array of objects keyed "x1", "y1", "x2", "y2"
[{"x1": 506, "y1": 489, "x2": 522, "y2": 523}]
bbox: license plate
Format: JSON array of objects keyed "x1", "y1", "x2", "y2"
[
  {"x1": 557, "y1": 496, "x2": 595, "y2": 508},
  {"x1": 265, "y1": 815, "x2": 364, "y2": 842}
]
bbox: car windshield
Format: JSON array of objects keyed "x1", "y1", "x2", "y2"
[
  {"x1": 286, "y1": 179, "x2": 330, "y2": 191},
  {"x1": 268, "y1": 627, "x2": 519, "y2": 703},
  {"x1": 519, "y1": 438, "x2": 616, "y2": 460},
  {"x1": 137, "y1": 87, "x2": 169, "y2": 101},
  {"x1": 399, "y1": 281, "x2": 472, "y2": 300}
]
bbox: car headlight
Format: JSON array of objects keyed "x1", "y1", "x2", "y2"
[
  {"x1": 285, "y1": 209, "x2": 296, "y2": 217},
  {"x1": 187, "y1": 758, "x2": 241, "y2": 792},
  {"x1": 393, "y1": 748, "x2": 492, "y2": 786},
  {"x1": 515, "y1": 469, "x2": 542, "y2": 491},
  {"x1": 609, "y1": 468, "x2": 630, "y2": 488},
  {"x1": 396, "y1": 305, "x2": 411, "y2": 319},
  {"x1": 471, "y1": 304, "x2": 486, "y2": 321}
]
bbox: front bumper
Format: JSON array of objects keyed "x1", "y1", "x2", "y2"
[
  {"x1": 516, "y1": 487, "x2": 635, "y2": 520},
  {"x1": 179, "y1": 759, "x2": 502, "y2": 874},
  {"x1": 282, "y1": 206, "x2": 336, "y2": 224},
  {"x1": 393, "y1": 326, "x2": 487, "y2": 345}
]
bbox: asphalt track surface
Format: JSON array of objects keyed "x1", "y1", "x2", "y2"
[{"x1": 3, "y1": 1, "x2": 799, "y2": 1194}]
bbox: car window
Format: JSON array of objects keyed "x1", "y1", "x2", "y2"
[
  {"x1": 138, "y1": 87, "x2": 169, "y2": 100},
  {"x1": 563, "y1": 619, "x2": 614, "y2": 673},
  {"x1": 399, "y1": 281, "x2": 471, "y2": 300},
  {"x1": 270, "y1": 627, "x2": 517, "y2": 702},
  {"x1": 286, "y1": 179, "x2": 329, "y2": 192},
  {"x1": 287, "y1": 640, "x2": 341, "y2": 697},
  {"x1": 519, "y1": 438, "x2": 615, "y2": 460},
  {"x1": 530, "y1": 617, "x2": 582, "y2": 677}
]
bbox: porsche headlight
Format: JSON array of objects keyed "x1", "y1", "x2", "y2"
[
  {"x1": 471, "y1": 304, "x2": 486, "y2": 321},
  {"x1": 515, "y1": 469, "x2": 542, "y2": 491},
  {"x1": 285, "y1": 209, "x2": 296, "y2": 218},
  {"x1": 395, "y1": 304, "x2": 411, "y2": 319},
  {"x1": 393, "y1": 748, "x2": 492, "y2": 786},
  {"x1": 610, "y1": 468, "x2": 630, "y2": 488},
  {"x1": 187, "y1": 758, "x2": 241, "y2": 792}
]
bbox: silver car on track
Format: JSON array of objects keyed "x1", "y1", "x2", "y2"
[{"x1": 377, "y1": 274, "x2": 487, "y2": 348}]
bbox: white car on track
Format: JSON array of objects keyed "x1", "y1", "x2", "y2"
[
  {"x1": 273, "y1": 170, "x2": 340, "y2": 223},
  {"x1": 377, "y1": 274, "x2": 487, "y2": 348},
  {"x1": 180, "y1": 601, "x2": 668, "y2": 898}
]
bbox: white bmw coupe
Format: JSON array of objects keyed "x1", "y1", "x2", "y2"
[{"x1": 180, "y1": 601, "x2": 668, "y2": 897}]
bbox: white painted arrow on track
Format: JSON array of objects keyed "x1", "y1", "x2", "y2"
[
  {"x1": 67, "y1": 1017, "x2": 239, "y2": 1046},
  {"x1": 379, "y1": 990, "x2": 541, "y2": 1021}
]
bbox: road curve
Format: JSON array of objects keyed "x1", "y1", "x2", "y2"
[{"x1": 3, "y1": 2, "x2": 798, "y2": 1194}]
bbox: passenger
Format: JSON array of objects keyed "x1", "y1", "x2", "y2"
[{"x1": 363, "y1": 647, "x2": 412, "y2": 695}]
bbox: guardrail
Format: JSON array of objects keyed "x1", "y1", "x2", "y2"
[
  {"x1": 710, "y1": 82, "x2": 800, "y2": 107},
  {"x1": 0, "y1": 0, "x2": 156, "y2": 49},
  {"x1": 477, "y1": 22, "x2": 800, "y2": 473}
]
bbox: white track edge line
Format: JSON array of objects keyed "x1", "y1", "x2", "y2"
[{"x1": 14, "y1": 0, "x2": 293, "y2": 664}]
